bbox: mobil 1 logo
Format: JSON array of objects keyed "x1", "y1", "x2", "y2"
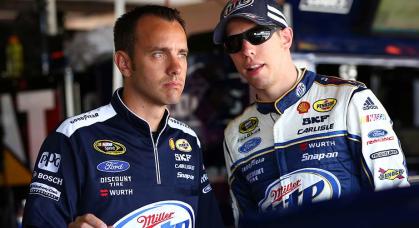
[{"x1": 38, "y1": 152, "x2": 61, "y2": 173}]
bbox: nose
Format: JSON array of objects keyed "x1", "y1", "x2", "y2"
[
  {"x1": 167, "y1": 55, "x2": 182, "y2": 77},
  {"x1": 240, "y1": 39, "x2": 256, "y2": 57}
]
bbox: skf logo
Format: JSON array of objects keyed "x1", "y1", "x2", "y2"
[
  {"x1": 38, "y1": 152, "x2": 61, "y2": 173},
  {"x1": 93, "y1": 140, "x2": 126, "y2": 155},
  {"x1": 302, "y1": 115, "x2": 329, "y2": 125},
  {"x1": 169, "y1": 138, "x2": 176, "y2": 151},
  {"x1": 223, "y1": 0, "x2": 254, "y2": 17},
  {"x1": 297, "y1": 101, "x2": 310, "y2": 114},
  {"x1": 175, "y1": 154, "x2": 192, "y2": 162},
  {"x1": 313, "y1": 98, "x2": 337, "y2": 112},
  {"x1": 378, "y1": 168, "x2": 404, "y2": 180},
  {"x1": 239, "y1": 117, "x2": 258, "y2": 134},
  {"x1": 175, "y1": 139, "x2": 192, "y2": 152}
]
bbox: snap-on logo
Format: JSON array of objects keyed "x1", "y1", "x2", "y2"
[
  {"x1": 93, "y1": 140, "x2": 126, "y2": 155},
  {"x1": 223, "y1": 0, "x2": 254, "y2": 17},
  {"x1": 313, "y1": 98, "x2": 337, "y2": 112},
  {"x1": 239, "y1": 117, "x2": 258, "y2": 134},
  {"x1": 97, "y1": 160, "x2": 130, "y2": 173},
  {"x1": 113, "y1": 200, "x2": 194, "y2": 228}
]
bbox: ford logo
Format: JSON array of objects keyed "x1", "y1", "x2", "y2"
[
  {"x1": 239, "y1": 137, "x2": 261, "y2": 153},
  {"x1": 97, "y1": 160, "x2": 130, "y2": 173},
  {"x1": 368, "y1": 129, "x2": 388, "y2": 138}
]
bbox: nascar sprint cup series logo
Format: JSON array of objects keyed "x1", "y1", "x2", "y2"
[
  {"x1": 113, "y1": 200, "x2": 194, "y2": 228},
  {"x1": 259, "y1": 168, "x2": 341, "y2": 211}
]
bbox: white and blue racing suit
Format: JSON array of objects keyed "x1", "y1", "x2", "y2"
[{"x1": 223, "y1": 68, "x2": 410, "y2": 224}]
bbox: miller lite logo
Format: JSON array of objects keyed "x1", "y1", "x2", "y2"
[
  {"x1": 113, "y1": 200, "x2": 194, "y2": 228},
  {"x1": 259, "y1": 168, "x2": 341, "y2": 211},
  {"x1": 223, "y1": 0, "x2": 254, "y2": 17}
]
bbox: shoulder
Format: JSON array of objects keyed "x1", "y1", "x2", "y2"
[
  {"x1": 168, "y1": 117, "x2": 201, "y2": 147},
  {"x1": 314, "y1": 74, "x2": 367, "y2": 89},
  {"x1": 56, "y1": 104, "x2": 117, "y2": 137}
]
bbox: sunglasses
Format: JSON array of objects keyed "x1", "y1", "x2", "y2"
[{"x1": 224, "y1": 25, "x2": 280, "y2": 54}]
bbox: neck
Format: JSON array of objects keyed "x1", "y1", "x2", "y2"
[
  {"x1": 256, "y1": 63, "x2": 299, "y2": 102},
  {"x1": 122, "y1": 90, "x2": 166, "y2": 132}
]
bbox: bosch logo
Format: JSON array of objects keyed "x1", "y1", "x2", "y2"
[{"x1": 38, "y1": 152, "x2": 61, "y2": 173}]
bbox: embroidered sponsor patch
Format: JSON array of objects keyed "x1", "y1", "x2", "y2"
[
  {"x1": 313, "y1": 98, "x2": 337, "y2": 112},
  {"x1": 175, "y1": 139, "x2": 192, "y2": 152},
  {"x1": 239, "y1": 117, "x2": 259, "y2": 134},
  {"x1": 97, "y1": 160, "x2": 130, "y2": 173},
  {"x1": 93, "y1": 140, "x2": 126, "y2": 155}
]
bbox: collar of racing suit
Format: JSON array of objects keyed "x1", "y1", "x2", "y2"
[
  {"x1": 110, "y1": 88, "x2": 170, "y2": 136},
  {"x1": 256, "y1": 67, "x2": 316, "y2": 114}
]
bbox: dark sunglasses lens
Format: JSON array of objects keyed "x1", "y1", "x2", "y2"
[
  {"x1": 248, "y1": 28, "x2": 273, "y2": 45},
  {"x1": 224, "y1": 35, "x2": 242, "y2": 53}
]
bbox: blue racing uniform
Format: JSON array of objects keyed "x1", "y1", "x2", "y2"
[
  {"x1": 223, "y1": 68, "x2": 410, "y2": 224},
  {"x1": 23, "y1": 89, "x2": 223, "y2": 228}
]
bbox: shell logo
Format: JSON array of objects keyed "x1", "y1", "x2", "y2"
[
  {"x1": 297, "y1": 101, "x2": 310, "y2": 114},
  {"x1": 113, "y1": 200, "x2": 195, "y2": 228}
]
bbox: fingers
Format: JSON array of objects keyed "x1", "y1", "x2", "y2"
[{"x1": 68, "y1": 213, "x2": 110, "y2": 228}]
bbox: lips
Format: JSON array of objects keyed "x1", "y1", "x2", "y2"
[
  {"x1": 164, "y1": 81, "x2": 183, "y2": 89},
  {"x1": 245, "y1": 63, "x2": 264, "y2": 77}
]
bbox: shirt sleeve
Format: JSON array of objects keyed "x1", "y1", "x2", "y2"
[
  {"x1": 23, "y1": 132, "x2": 81, "y2": 227},
  {"x1": 195, "y1": 151, "x2": 224, "y2": 228},
  {"x1": 223, "y1": 140, "x2": 255, "y2": 227},
  {"x1": 346, "y1": 88, "x2": 410, "y2": 191}
]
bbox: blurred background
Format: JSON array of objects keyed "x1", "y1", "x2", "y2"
[{"x1": 0, "y1": 0, "x2": 418, "y2": 227}]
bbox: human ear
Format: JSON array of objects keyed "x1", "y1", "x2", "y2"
[
  {"x1": 114, "y1": 51, "x2": 132, "y2": 77},
  {"x1": 280, "y1": 27, "x2": 293, "y2": 49}
]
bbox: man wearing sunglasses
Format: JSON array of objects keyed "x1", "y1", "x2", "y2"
[{"x1": 213, "y1": 0, "x2": 410, "y2": 226}]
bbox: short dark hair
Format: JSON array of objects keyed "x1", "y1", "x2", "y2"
[{"x1": 114, "y1": 5, "x2": 186, "y2": 59}]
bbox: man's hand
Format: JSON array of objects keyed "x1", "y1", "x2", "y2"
[{"x1": 68, "y1": 213, "x2": 113, "y2": 228}]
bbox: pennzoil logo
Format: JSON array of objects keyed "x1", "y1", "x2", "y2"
[
  {"x1": 239, "y1": 117, "x2": 258, "y2": 134},
  {"x1": 93, "y1": 140, "x2": 126, "y2": 155},
  {"x1": 297, "y1": 101, "x2": 310, "y2": 114},
  {"x1": 169, "y1": 138, "x2": 176, "y2": 151},
  {"x1": 313, "y1": 98, "x2": 337, "y2": 112},
  {"x1": 175, "y1": 139, "x2": 192, "y2": 152}
]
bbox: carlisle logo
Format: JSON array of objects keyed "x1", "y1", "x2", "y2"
[
  {"x1": 169, "y1": 138, "x2": 176, "y2": 151},
  {"x1": 93, "y1": 140, "x2": 126, "y2": 155},
  {"x1": 175, "y1": 139, "x2": 192, "y2": 152},
  {"x1": 378, "y1": 168, "x2": 405, "y2": 180},
  {"x1": 368, "y1": 129, "x2": 388, "y2": 138},
  {"x1": 297, "y1": 101, "x2": 310, "y2": 114},
  {"x1": 259, "y1": 168, "x2": 341, "y2": 212},
  {"x1": 223, "y1": 0, "x2": 254, "y2": 17},
  {"x1": 239, "y1": 117, "x2": 259, "y2": 134},
  {"x1": 239, "y1": 137, "x2": 261, "y2": 153},
  {"x1": 113, "y1": 200, "x2": 194, "y2": 228},
  {"x1": 97, "y1": 160, "x2": 130, "y2": 173},
  {"x1": 313, "y1": 98, "x2": 337, "y2": 112}
]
